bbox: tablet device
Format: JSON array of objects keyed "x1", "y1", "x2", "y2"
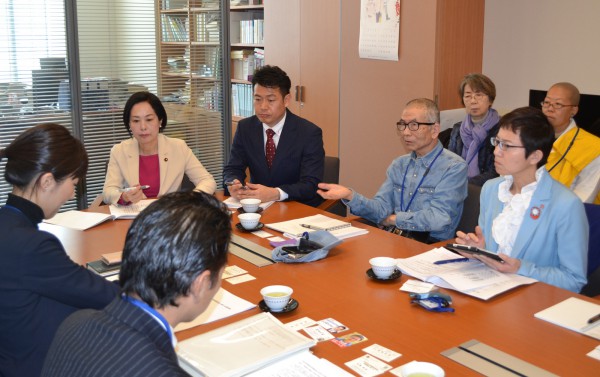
[{"x1": 445, "y1": 243, "x2": 504, "y2": 263}]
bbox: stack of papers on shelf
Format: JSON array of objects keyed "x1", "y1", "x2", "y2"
[
  {"x1": 177, "y1": 312, "x2": 316, "y2": 377},
  {"x1": 396, "y1": 247, "x2": 537, "y2": 300},
  {"x1": 534, "y1": 297, "x2": 600, "y2": 340},
  {"x1": 108, "y1": 199, "x2": 157, "y2": 219},
  {"x1": 44, "y1": 210, "x2": 116, "y2": 231},
  {"x1": 265, "y1": 214, "x2": 369, "y2": 239}
]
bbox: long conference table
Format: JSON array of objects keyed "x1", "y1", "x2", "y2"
[{"x1": 41, "y1": 193, "x2": 598, "y2": 375}]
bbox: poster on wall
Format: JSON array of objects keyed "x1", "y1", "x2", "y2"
[{"x1": 359, "y1": 0, "x2": 401, "y2": 61}]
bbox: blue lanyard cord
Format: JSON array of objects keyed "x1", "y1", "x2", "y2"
[
  {"x1": 122, "y1": 295, "x2": 174, "y2": 344},
  {"x1": 400, "y1": 147, "x2": 443, "y2": 212}
]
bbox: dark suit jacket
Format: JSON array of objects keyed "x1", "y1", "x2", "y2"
[
  {"x1": 0, "y1": 194, "x2": 119, "y2": 377},
  {"x1": 42, "y1": 297, "x2": 189, "y2": 377},
  {"x1": 223, "y1": 110, "x2": 325, "y2": 207}
]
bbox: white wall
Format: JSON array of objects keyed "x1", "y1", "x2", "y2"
[{"x1": 483, "y1": 0, "x2": 600, "y2": 112}]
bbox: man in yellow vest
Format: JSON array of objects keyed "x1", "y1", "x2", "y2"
[{"x1": 542, "y1": 82, "x2": 600, "y2": 204}]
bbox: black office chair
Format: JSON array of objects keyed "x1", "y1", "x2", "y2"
[
  {"x1": 580, "y1": 203, "x2": 600, "y2": 297},
  {"x1": 456, "y1": 183, "x2": 482, "y2": 234},
  {"x1": 317, "y1": 156, "x2": 348, "y2": 217}
]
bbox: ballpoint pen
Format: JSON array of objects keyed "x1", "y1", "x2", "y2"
[
  {"x1": 300, "y1": 224, "x2": 325, "y2": 231},
  {"x1": 119, "y1": 185, "x2": 150, "y2": 192},
  {"x1": 225, "y1": 180, "x2": 247, "y2": 190},
  {"x1": 433, "y1": 257, "x2": 471, "y2": 265},
  {"x1": 587, "y1": 313, "x2": 600, "y2": 324}
]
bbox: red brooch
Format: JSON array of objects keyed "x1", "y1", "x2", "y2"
[{"x1": 530, "y1": 205, "x2": 543, "y2": 220}]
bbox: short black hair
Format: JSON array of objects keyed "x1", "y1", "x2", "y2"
[
  {"x1": 498, "y1": 107, "x2": 554, "y2": 168},
  {"x1": 251, "y1": 65, "x2": 291, "y2": 97},
  {"x1": 122, "y1": 91, "x2": 168, "y2": 136},
  {"x1": 119, "y1": 191, "x2": 231, "y2": 308}
]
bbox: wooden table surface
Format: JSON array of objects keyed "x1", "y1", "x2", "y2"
[{"x1": 40, "y1": 195, "x2": 599, "y2": 375}]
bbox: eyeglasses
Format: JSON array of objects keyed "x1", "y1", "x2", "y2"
[
  {"x1": 490, "y1": 137, "x2": 526, "y2": 151},
  {"x1": 540, "y1": 101, "x2": 576, "y2": 110},
  {"x1": 396, "y1": 120, "x2": 436, "y2": 131},
  {"x1": 463, "y1": 92, "x2": 487, "y2": 102}
]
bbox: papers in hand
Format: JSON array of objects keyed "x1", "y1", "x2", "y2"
[
  {"x1": 396, "y1": 247, "x2": 537, "y2": 300},
  {"x1": 177, "y1": 312, "x2": 316, "y2": 377},
  {"x1": 534, "y1": 297, "x2": 600, "y2": 340},
  {"x1": 223, "y1": 197, "x2": 275, "y2": 210},
  {"x1": 266, "y1": 214, "x2": 369, "y2": 239}
]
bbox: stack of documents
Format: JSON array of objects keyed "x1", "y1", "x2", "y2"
[
  {"x1": 178, "y1": 312, "x2": 316, "y2": 377},
  {"x1": 265, "y1": 214, "x2": 369, "y2": 239},
  {"x1": 396, "y1": 247, "x2": 537, "y2": 300}
]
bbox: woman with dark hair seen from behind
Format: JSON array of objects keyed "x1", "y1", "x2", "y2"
[
  {"x1": 455, "y1": 107, "x2": 588, "y2": 292},
  {"x1": 103, "y1": 91, "x2": 216, "y2": 205},
  {"x1": 447, "y1": 73, "x2": 501, "y2": 186},
  {"x1": 0, "y1": 123, "x2": 119, "y2": 377}
]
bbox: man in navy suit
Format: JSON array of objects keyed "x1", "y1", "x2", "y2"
[
  {"x1": 42, "y1": 192, "x2": 231, "y2": 377},
  {"x1": 223, "y1": 65, "x2": 325, "y2": 207}
]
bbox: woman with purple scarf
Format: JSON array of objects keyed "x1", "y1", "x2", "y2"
[{"x1": 447, "y1": 73, "x2": 500, "y2": 186}]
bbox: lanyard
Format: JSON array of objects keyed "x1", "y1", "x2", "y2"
[
  {"x1": 547, "y1": 127, "x2": 579, "y2": 173},
  {"x1": 400, "y1": 147, "x2": 443, "y2": 212},
  {"x1": 122, "y1": 295, "x2": 174, "y2": 345}
]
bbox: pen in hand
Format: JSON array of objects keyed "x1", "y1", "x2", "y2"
[
  {"x1": 225, "y1": 180, "x2": 247, "y2": 190},
  {"x1": 120, "y1": 185, "x2": 150, "y2": 193},
  {"x1": 434, "y1": 257, "x2": 471, "y2": 265},
  {"x1": 587, "y1": 313, "x2": 600, "y2": 324}
]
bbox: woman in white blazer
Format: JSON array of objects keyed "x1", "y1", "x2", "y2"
[
  {"x1": 455, "y1": 107, "x2": 588, "y2": 292},
  {"x1": 103, "y1": 92, "x2": 216, "y2": 205}
]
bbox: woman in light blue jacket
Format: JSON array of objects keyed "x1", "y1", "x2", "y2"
[{"x1": 455, "y1": 107, "x2": 588, "y2": 293}]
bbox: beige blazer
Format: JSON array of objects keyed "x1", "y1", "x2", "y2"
[{"x1": 103, "y1": 134, "x2": 216, "y2": 204}]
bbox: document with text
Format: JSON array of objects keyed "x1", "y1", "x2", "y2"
[{"x1": 396, "y1": 247, "x2": 537, "y2": 300}]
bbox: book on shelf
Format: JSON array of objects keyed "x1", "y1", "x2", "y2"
[
  {"x1": 177, "y1": 312, "x2": 316, "y2": 377},
  {"x1": 396, "y1": 247, "x2": 537, "y2": 300},
  {"x1": 265, "y1": 214, "x2": 369, "y2": 240},
  {"x1": 86, "y1": 259, "x2": 121, "y2": 278},
  {"x1": 534, "y1": 297, "x2": 600, "y2": 340}
]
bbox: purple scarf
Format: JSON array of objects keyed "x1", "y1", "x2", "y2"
[{"x1": 459, "y1": 108, "x2": 500, "y2": 178}]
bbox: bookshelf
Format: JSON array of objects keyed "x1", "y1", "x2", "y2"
[
  {"x1": 229, "y1": 0, "x2": 264, "y2": 124},
  {"x1": 157, "y1": 0, "x2": 222, "y2": 110}
]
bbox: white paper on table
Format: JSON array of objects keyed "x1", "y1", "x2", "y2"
[
  {"x1": 174, "y1": 287, "x2": 255, "y2": 332},
  {"x1": 222, "y1": 265, "x2": 247, "y2": 279},
  {"x1": 245, "y1": 351, "x2": 354, "y2": 377},
  {"x1": 363, "y1": 344, "x2": 402, "y2": 362},
  {"x1": 226, "y1": 274, "x2": 256, "y2": 285},
  {"x1": 345, "y1": 354, "x2": 392, "y2": 377},
  {"x1": 285, "y1": 317, "x2": 318, "y2": 332}
]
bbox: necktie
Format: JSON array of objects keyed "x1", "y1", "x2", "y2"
[{"x1": 266, "y1": 129, "x2": 276, "y2": 169}]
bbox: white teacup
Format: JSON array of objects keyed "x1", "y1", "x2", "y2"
[
  {"x1": 238, "y1": 213, "x2": 261, "y2": 230},
  {"x1": 399, "y1": 361, "x2": 445, "y2": 377},
  {"x1": 260, "y1": 285, "x2": 293, "y2": 312},
  {"x1": 369, "y1": 256, "x2": 397, "y2": 279},
  {"x1": 240, "y1": 198, "x2": 261, "y2": 213}
]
